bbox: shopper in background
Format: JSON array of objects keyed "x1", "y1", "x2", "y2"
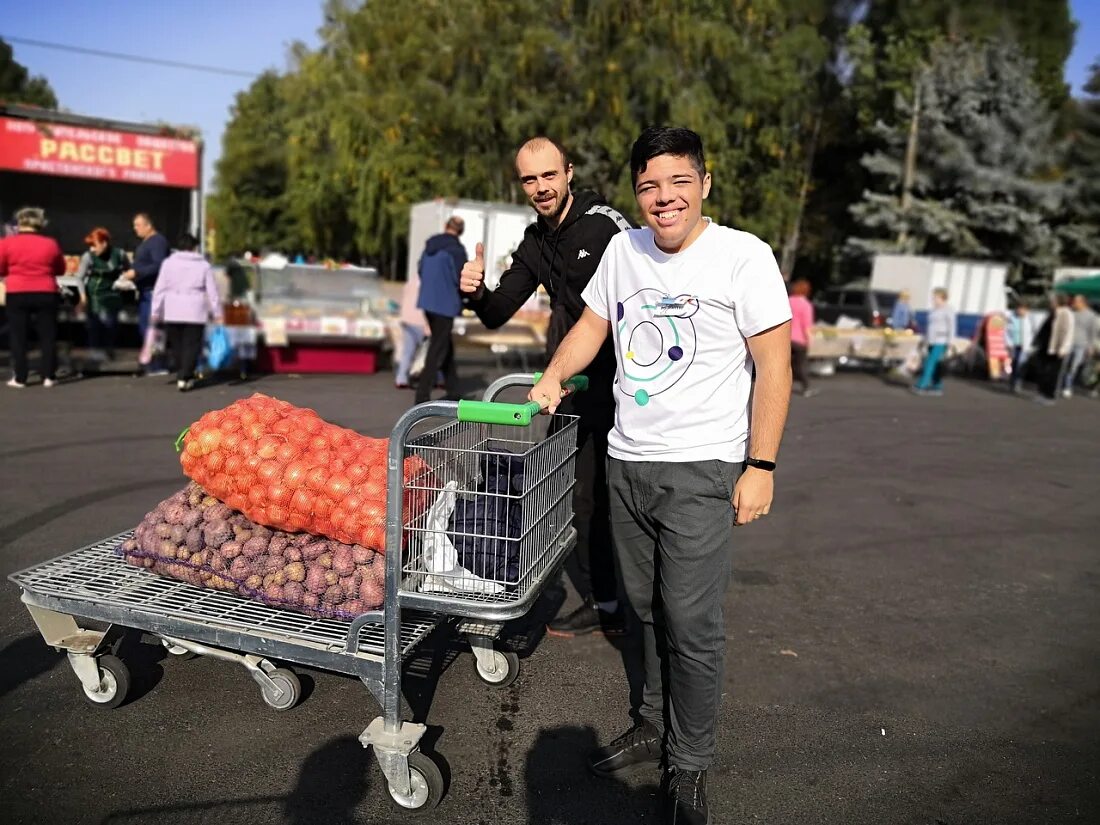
[
  {"x1": 1061, "y1": 294, "x2": 1098, "y2": 398},
  {"x1": 0, "y1": 207, "x2": 66, "y2": 388},
  {"x1": 77, "y1": 227, "x2": 128, "y2": 362},
  {"x1": 788, "y1": 278, "x2": 817, "y2": 397},
  {"x1": 123, "y1": 212, "x2": 170, "y2": 375},
  {"x1": 890, "y1": 289, "x2": 915, "y2": 330},
  {"x1": 394, "y1": 257, "x2": 432, "y2": 389},
  {"x1": 414, "y1": 215, "x2": 467, "y2": 404},
  {"x1": 150, "y1": 234, "x2": 222, "y2": 392},
  {"x1": 1035, "y1": 293, "x2": 1075, "y2": 405},
  {"x1": 1007, "y1": 304, "x2": 1035, "y2": 393},
  {"x1": 912, "y1": 288, "x2": 955, "y2": 396}
]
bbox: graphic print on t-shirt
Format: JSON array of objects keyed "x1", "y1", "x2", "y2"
[{"x1": 615, "y1": 288, "x2": 699, "y2": 406}]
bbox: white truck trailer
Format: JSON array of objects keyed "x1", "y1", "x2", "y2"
[
  {"x1": 407, "y1": 199, "x2": 535, "y2": 291},
  {"x1": 871, "y1": 254, "x2": 1010, "y2": 338}
]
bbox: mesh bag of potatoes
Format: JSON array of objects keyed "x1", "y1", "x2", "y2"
[{"x1": 120, "y1": 482, "x2": 386, "y2": 619}]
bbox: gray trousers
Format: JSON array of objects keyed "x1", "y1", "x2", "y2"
[{"x1": 608, "y1": 457, "x2": 742, "y2": 772}]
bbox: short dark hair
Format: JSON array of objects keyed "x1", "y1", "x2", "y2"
[
  {"x1": 133, "y1": 212, "x2": 154, "y2": 226},
  {"x1": 630, "y1": 127, "x2": 707, "y2": 185},
  {"x1": 176, "y1": 233, "x2": 199, "y2": 252}
]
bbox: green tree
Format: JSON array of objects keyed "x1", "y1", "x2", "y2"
[
  {"x1": 208, "y1": 72, "x2": 298, "y2": 256},
  {"x1": 860, "y1": 0, "x2": 1076, "y2": 108},
  {"x1": 0, "y1": 38, "x2": 58, "y2": 108},
  {"x1": 1057, "y1": 61, "x2": 1100, "y2": 265},
  {"x1": 848, "y1": 39, "x2": 1064, "y2": 283}
]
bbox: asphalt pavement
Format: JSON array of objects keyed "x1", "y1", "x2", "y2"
[{"x1": 1, "y1": 368, "x2": 1098, "y2": 825}]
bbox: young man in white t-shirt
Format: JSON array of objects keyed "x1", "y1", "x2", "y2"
[{"x1": 529, "y1": 127, "x2": 792, "y2": 825}]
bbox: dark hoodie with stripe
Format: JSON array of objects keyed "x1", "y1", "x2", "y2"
[{"x1": 465, "y1": 190, "x2": 633, "y2": 392}]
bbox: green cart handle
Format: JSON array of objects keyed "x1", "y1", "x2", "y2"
[{"x1": 457, "y1": 374, "x2": 588, "y2": 426}]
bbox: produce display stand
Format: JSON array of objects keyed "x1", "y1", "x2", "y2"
[
  {"x1": 252, "y1": 264, "x2": 389, "y2": 375},
  {"x1": 9, "y1": 373, "x2": 583, "y2": 813}
]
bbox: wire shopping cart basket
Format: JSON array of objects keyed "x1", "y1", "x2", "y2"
[{"x1": 8, "y1": 373, "x2": 585, "y2": 814}]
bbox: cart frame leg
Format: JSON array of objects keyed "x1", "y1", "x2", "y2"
[{"x1": 360, "y1": 716, "x2": 427, "y2": 798}]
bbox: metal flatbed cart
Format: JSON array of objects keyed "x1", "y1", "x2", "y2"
[{"x1": 9, "y1": 373, "x2": 584, "y2": 813}]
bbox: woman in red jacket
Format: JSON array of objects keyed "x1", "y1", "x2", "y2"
[{"x1": 0, "y1": 207, "x2": 66, "y2": 388}]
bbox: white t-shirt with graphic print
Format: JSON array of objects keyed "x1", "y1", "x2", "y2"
[{"x1": 581, "y1": 221, "x2": 791, "y2": 463}]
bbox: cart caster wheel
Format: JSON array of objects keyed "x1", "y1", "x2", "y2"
[
  {"x1": 387, "y1": 751, "x2": 445, "y2": 813},
  {"x1": 260, "y1": 668, "x2": 301, "y2": 710},
  {"x1": 163, "y1": 642, "x2": 197, "y2": 661},
  {"x1": 474, "y1": 649, "x2": 520, "y2": 688},
  {"x1": 82, "y1": 654, "x2": 130, "y2": 709}
]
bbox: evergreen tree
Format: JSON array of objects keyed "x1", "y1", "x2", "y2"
[
  {"x1": 1057, "y1": 62, "x2": 1100, "y2": 265},
  {"x1": 848, "y1": 39, "x2": 1063, "y2": 283}
]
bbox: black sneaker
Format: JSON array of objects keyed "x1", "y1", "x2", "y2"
[
  {"x1": 546, "y1": 596, "x2": 626, "y2": 638},
  {"x1": 664, "y1": 768, "x2": 708, "y2": 824},
  {"x1": 588, "y1": 720, "x2": 663, "y2": 778}
]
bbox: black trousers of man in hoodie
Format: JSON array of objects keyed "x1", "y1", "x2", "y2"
[
  {"x1": 416, "y1": 312, "x2": 458, "y2": 403},
  {"x1": 554, "y1": 380, "x2": 618, "y2": 605}
]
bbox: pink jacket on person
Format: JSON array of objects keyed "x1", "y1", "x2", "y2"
[
  {"x1": 151, "y1": 251, "x2": 221, "y2": 324},
  {"x1": 789, "y1": 294, "x2": 814, "y2": 347}
]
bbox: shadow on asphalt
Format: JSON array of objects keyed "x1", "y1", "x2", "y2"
[
  {"x1": 525, "y1": 725, "x2": 661, "y2": 824},
  {"x1": 97, "y1": 734, "x2": 376, "y2": 825},
  {"x1": 0, "y1": 633, "x2": 60, "y2": 699}
]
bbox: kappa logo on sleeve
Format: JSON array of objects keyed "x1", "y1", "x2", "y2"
[{"x1": 577, "y1": 249, "x2": 590, "y2": 259}]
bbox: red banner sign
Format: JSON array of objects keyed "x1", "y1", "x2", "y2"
[{"x1": 0, "y1": 116, "x2": 199, "y2": 189}]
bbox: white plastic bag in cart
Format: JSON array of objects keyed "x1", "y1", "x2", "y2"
[{"x1": 420, "y1": 481, "x2": 504, "y2": 596}]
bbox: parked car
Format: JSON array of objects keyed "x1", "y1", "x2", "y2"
[{"x1": 813, "y1": 284, "x2": 900, "y2": 328}]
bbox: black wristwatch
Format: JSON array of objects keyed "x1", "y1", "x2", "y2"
[{"x1": 744, "y1": 457, "x2": 777, "y2": 472}]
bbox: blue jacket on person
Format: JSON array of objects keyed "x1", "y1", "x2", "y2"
[
  {"x1": 416, "y1": 232, "x2": 466, "y2": 318},
  {"x1": 132, "y1": 232, "x2": 170, "y2": 292}
]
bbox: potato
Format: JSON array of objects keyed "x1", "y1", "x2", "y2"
[
  {"x1": 324, "y1": 570, "x2": 339, "y2": 586},
  {"x1": 203, "y1": 503, "x2": 232, "y2": 523},
  {"x1": 352, "y1": 545, "x2": 374, "y2": 565},
  {"x1": 342, "y1": 598, "x2": 365, "y2": 616},
  {"x1": 302, "y1": 541, "x2": 327, "y2": 561},
  {"x1": 186, "y1": 527, "x2": 204, "y2": 553},
  {"x1": 221, "y1": 540, "x2": 242, "y2": 560},
  {"x1": 189, "y1": 552, "x2": 204, "y2": 566},
  {"x1": 332, "y1": 546, "x2": 355, "y2": 576},
  {"x1": 229, "y1": 557, "x2": 251, "y2": 580},
  {"x1": 264, "y1": 584, "x2": 285, "y2": 602},
  {"x1": 268, "y1": 536, "x2": 289, "y2": 555},
  {"x1": 201, "y1": 495, "x2": 218, "y2": 508},
  {"x1": 322, "y1": 584, "x2": 345, "y2": 605},
  {"x1": 318, "y1": 552, "x2": 333, "y2": 570},
  {"x1": 244, "y1": 574, "x2": 263, "y2": 590},
  {"x1": 305, "y1": 566, "x2": 328, "y2": 595},
  {"x1": 285, "y1": 562, "x2": 306, "y2": 583},
  {"x1": 286, "y1": 547, "x2": 303, "y2": 563},
  {"x1": 302, "y1": 593, "x2": 319, "y2": 609},
  {"x1": 242, "y1": 536, "x2": 268, "y2": 559},
  {"x1": 210, "y1": 554, "x2": 228, "y2": 572},
  {"x1": 272, "y1": 570, "x2": 287, "y2": 587},
  {"x1": 203, "y1": 520, "x2": 233, "y2": 547},
  {"x1": 155, "y1": 523, "x2": 173, "y2": 539},
  {"x1": 283, "y1": 581, "x2": 305, "y2": 603},
  {"x1": 293, "y1": 533, "x2": 313, "y2": 548},
  {"x1": 121, "y1": 539, "x2": 138, "y2": 554},
  {"x1": 264, "y1": 554, "x2": 285, "y2": 574},
  {"x1": 359, "y1": 579, "x2": 384, "y2": 608}
]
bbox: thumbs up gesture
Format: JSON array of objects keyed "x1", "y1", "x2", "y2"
[{"x1": 460, "y1": 242, "x2": 486, "y2": 297}]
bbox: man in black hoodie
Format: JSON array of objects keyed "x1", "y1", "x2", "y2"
[{"x1": 461, "y1": 136, "x2": 633, "y2": 637}]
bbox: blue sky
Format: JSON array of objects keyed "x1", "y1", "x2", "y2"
[{"x1": 3, "y1": 0, "x2": 1099, "y2": 193}]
